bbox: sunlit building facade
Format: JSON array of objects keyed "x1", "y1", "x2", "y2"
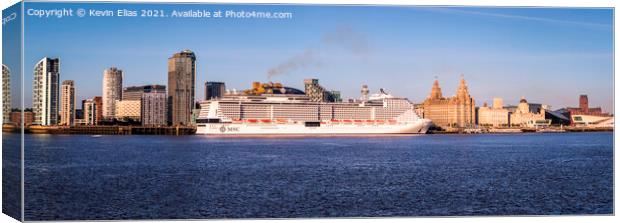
[
  {"x1": 60, "y1": 80, "x2": 76, "y2": 126},
  {"x1": 2, "y1": 64, "x2": 10, "y2": 123},
  {"x1": 102, "y1": 67, "x2": 123, "y2": 120},
  {"x1": 421, "y1": 77, "x2": 475, "y2": 129},
  {"x1": 477, "y1": 98, "x2": 509, "y2": 127},
  {"x1": 168, "y1": 50, "x2": 196, "y2": 126},
  {"x1": 141, "y1": 92, "x2": 167, "y2": 126},
  {"x1": 509, "y1": 97, "x2": 547, "y2": 127},
  {"x1": 115, "y1": 100, "x2": 141, "y2": 121},
  {"x1": 33, "y1": 57, "x2": 60, "y2": 126}
]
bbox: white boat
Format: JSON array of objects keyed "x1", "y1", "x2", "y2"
[{"x1": 196, "y1": 82, "x2": 432, "y2": 135}]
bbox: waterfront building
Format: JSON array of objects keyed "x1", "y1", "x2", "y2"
[
  {"x1": 545, "y1": 109, "x2": 571, "y2": 126},
  {"x1": 168, "y1": 50, "x2": 196, "y2": 126},
  {"x1": 330, "y1": 90, "x2": 343, "y2": 102},
  {"x1": 562, "y1": 95, "x2": 610, "y2": 125},
  {"x1": 123, "y1": 85, "x2": 166, "y2": 101},
  {"x1": 75, "y1": 108, "x2": 84, "y2": 120},
  {"x1": 571, "y1": 114, "x2": 614, "y2": 128},
  {"x1": 205, "y1": 81, "x2": 225, "y2": 100},
  {"x1": 74, "y1": 119, "x2": 87, "y2": 126},
  {"x1": 9, "y1": 110, "x2": 34, "y2": 127},
  {"x1": 421, "y1": 77, "x2": 475, "y2": 129},
  {"x1": 304, "y1": 78, "x2": 337, "y2": 102},
  {"x1": 508, "y1": 97, "x2": 547, "y2": 127},
  {"x1": 477, "y1": 98, "x2": 509, "y2": 127},
  {"x1": 566, "y1": 95, "x2": 605, "y2": 115},
  {"x1": 141, "y1": 92, "x2": 167, "y2": 126},
  {"x1": 115, "y1": 100, "x2": 141, "y2": 121},
  {"x1": 2, "y1": 64, "x2": 10, "y2": 123},
  {"x1": 60, "y1": 80, "x2": 76, "y2": 126},
  {"x1": 33, "y1": 57, "x2": 60, "y2": 126},
  {"x1": 102, "y1": 67, "x2": 123, "y2": 120},
  {"x1": 93, "y1": 96, "x2": 103, "y2": 124},
  {"x1": 83, "y1": 99, "x2": 97, "y2": 125}
]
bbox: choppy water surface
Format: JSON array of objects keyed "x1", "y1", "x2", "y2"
[{"x1": 22, "y1": 133, "x2": 613, "y2": 220}]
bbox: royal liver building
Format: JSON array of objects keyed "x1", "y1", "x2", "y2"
[{"x1": 421, "y1": 76, "x2": 476, "y2": 129}]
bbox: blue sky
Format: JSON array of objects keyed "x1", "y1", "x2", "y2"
[{"x1": 11, "y1": 2, "x2": 614, "y2": 112}]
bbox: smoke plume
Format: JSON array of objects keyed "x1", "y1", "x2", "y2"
[{"x1": 267, "y1": 26, "x2": 371, "y2": 80}]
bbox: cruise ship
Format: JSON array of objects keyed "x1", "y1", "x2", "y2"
[{"x1": 196, "y1": 80, "x2": 432, "y2": 135}]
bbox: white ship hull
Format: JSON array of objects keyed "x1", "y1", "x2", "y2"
[{"x1": 196, "y1": 119, "x2": 432, "y2": 135}]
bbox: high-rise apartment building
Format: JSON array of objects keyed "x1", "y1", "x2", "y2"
[
  {"x1": 204, "y1": 82, "x2": 225, "y2": 100},
  {"x1": 2, "y1": 64, "x2": 10, "y2": 123},
  {"x1": 141, "y1": 92, "x2": 167, "y2": 126},
  {"x1": 93, "y1": 96, "x2": 103, "y2": 125},
  {"x1": 168, "y1": 50, "x2": 196, "y2": 126},
  {"x1": 33, "y1": 57, "x2": 60, "y2": 126},
  {"x1": 102, "y1": 67, "x2": 123, "y2": 120},
  {"x1": 60, "y1": 80, "x2": 76, "y2": 126},
  {"x1": 83, "y1": 98, "x2": 97, "y2": 125},
  {"x1": 421, "y1": 77, "x2": 475, "y2": 129}
]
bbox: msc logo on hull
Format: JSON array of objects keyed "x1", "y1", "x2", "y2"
[{"x1": 214, "y1": 125, "x2": 240, "y2": 133}]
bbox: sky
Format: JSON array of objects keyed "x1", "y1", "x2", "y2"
[{"x1": 6, "y1": 2, "x2": 614, "y2": 113}]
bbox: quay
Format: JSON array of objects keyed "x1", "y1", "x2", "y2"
[
  {"x1": 429, "y1": 126, "x2": 613, "y2": 134},
  {"x1": 2, "y1": 125, "x2": 196, "y2": 135}
]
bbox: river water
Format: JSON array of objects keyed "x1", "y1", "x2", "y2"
[{"x1": 13, "y1": 132, "x2": 613, "y2": 220}]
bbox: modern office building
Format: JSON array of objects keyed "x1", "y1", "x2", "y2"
[
  {"x1": 33, "y1": 57, "x2": 60, "y2": 126},
  {"x1": 204, "y1": 81, "x2": 225, "y2": 100},
  {"x1": 477, "y1": 98, "x2": 509, "y2": 127},
  {"x1": 115, "y1": 100, "x2": 141, "y2": 121},
  {"x1": 60, "y1": 80, "x2": 76, "y2": 126},
  {"x1": 123, "y1": 85, "x2": 166, "y2": 101},
  {"x1": 102, "y1": 67, "x2": 123, "y2": 120},
  {"x1": 83, "y1": 99, "x2": 97, "y2": 125},
  {"x1": 2, "y1": 64, "x2": 10, "y2": 123},
  {"x1": 168, "y1": 50, "x2": 196, "y2": 126},
  {"x1": 141, "y1": 92, "x2": 167, "y2": 126},
  {"x1": 421, "y1": 77, "x2": 476, "y2": 129}
]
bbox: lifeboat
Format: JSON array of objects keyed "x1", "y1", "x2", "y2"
[
  {"x1": 388, "y1": 120, "x2": 397, "y2": 124},
  {"x1": 261, "y1": 119, "x2": 272, "y2": 123},
  {"x1": 246, "y1": 119, "x2": 258, "y2": 123},
  {"x1": 276, "y1": 119, "x2": 287, "y2": 124}
]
